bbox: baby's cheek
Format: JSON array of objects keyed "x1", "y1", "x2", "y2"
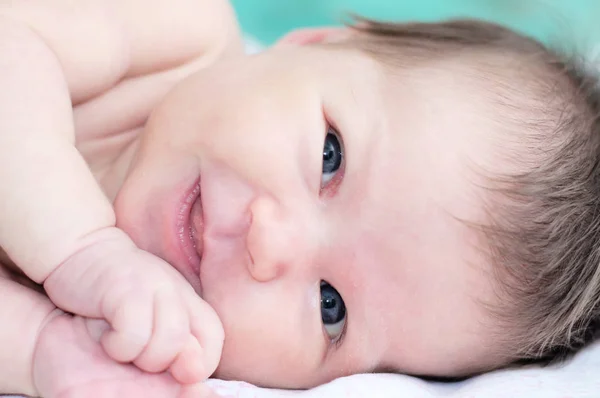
[
  {"x1": 213, "y1": 332, "x2": 282, "y2": 386},
  {"x1": 113, "y1": 192, "x2": 147, "y2": 249},
  {"x1": 211, "y1": 300, "x2": 322, "y2": 388}
]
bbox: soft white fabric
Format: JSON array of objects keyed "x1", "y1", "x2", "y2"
[{"x1": 206, "y1": 339, "x2": 600, "y2": 397}]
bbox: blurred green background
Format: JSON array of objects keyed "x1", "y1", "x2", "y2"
[{"x1": 231, "y1": 0, "x2": 600, "y2": 50}]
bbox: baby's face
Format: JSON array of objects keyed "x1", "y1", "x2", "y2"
[{"x1": 115, "y1": 43, "x2": 503, "y2": 387}]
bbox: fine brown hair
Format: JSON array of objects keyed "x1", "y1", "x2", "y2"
[{"x1": 343, "y1": 17, "x2": 600, "y2": 367}]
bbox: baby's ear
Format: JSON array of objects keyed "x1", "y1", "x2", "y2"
[{"x1": 274, "y1": 27, "x2": 349, "y2": 47}]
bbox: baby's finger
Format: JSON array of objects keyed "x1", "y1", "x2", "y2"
[
  {"x1": 170, "y1": 335, "x2": 206, "y2": 384},
  {"x1": 101, "y1": 294, "x2": 152, "y2": 363},
  {"x1": 185, "y1": 293, "x2": 224, "y2": 378},
  {"x1": 134, "y1": 289, "x2": 188, "y2": 374}
]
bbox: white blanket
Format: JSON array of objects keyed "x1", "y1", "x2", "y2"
[{"x1": 204, "y1": 339, "x2": 600, "y2": 397}]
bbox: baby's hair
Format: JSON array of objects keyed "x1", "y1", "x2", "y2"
[{"x1": 338, "y1": 17, "x2": 600, "y2": 368}]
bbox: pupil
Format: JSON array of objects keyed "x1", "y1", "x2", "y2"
[
  {"x1": 323, "y1": 143, "x2": 334, "y2": 160},
  {"x1": 320, "y1": 282, "x2": 346, "y2": 324},
  {"x1": 322, "y1": 133, "x2": 341, "y2": 174},
  {"x1": 322, "y1": 296, "x2": 336, "y2": 309}
]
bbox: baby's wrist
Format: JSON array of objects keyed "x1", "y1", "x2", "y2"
[
  {"x1": 31, "y1": 309, "x2": 66, "y2": 390},
  {"x1": 24, "y1": 308, "x2": 65, "y2": 398},
  {"x1": 42, "y1": 226, "x2": 136, "y2": 304},
  {"x1": 30, "y1": 309, "x2": 73, "y2": 398},
  {"x1": 0, "y1": 271, "x2": 61, "y2": 397}
]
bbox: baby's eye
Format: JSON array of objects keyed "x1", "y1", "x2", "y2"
[
  {"x1": 320, "y1": 281, "x2": 347, "y2": 342},
  {"x1": 321, "y1": 128, "x2": 343, "y2": 187}
]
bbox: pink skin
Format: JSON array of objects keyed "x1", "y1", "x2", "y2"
[
  {"x1": 114, "y1": 30, "x2": 504, "y2": 388},
  {"x1": 33, "y1": 314, "x2": 219, "y2": 398}
]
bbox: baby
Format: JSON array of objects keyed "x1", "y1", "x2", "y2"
[{"x1": 2, "y1": 0, "x2": 600, "y2": 397}]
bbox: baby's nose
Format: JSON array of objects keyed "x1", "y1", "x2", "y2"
[{"x1": 246, "y1": 195, "x2": 313, "y2": 282}]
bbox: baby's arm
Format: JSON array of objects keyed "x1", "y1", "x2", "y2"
[
  {"x1": 0, "y1": 0, "x2": 231, "y2": 384},
  {"x1": 0, "y1": 10, "x2": 118, "y2": 292},
  {"x1": 0, "y1": 267, "x2": 57, "y2": 396}
]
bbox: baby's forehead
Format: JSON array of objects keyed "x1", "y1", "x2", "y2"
[
  {"x1": 377, "y1": 51, "x2": 567, "y2": 165},
  {"x1": 377, "y1": 60, "x2": 502, "y2": 160},
  {"x1": 349, "y1": 59, "x2": 500, "y2": 270},
  {"x1": 356, "y1": 56, "x2": 519, "y2": 280}
]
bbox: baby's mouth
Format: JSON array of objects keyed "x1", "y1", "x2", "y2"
[{"x1": 172, "y1": 178, "x2": 204, "y2": 293}]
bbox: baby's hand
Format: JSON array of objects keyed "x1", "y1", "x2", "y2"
[
  {"x1": 43, "y1": 227, "x2": 223, "y2": 385},
  {"x1": 33, "y1": 313, "x2": 221, "y2": 398}
]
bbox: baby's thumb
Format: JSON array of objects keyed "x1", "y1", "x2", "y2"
[{"x1": 186, "y1": 294, "x2": 225, "y2": 377}]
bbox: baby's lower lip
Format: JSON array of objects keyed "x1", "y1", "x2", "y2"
[{"x1": 190, "y1": 192, "x2": 204, "y2": 262}]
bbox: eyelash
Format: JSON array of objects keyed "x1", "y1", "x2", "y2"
[{"x1": 320, "y1": 125, "x2": 345, "y2": 197}]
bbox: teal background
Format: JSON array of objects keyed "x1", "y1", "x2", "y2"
[{"x1": 231, "y1": 0, "x2": 600, "y2": 49}]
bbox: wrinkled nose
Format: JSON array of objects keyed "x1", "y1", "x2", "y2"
[{"x1": 246, "y1": 195, "x2": 312, "y2": 282}]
